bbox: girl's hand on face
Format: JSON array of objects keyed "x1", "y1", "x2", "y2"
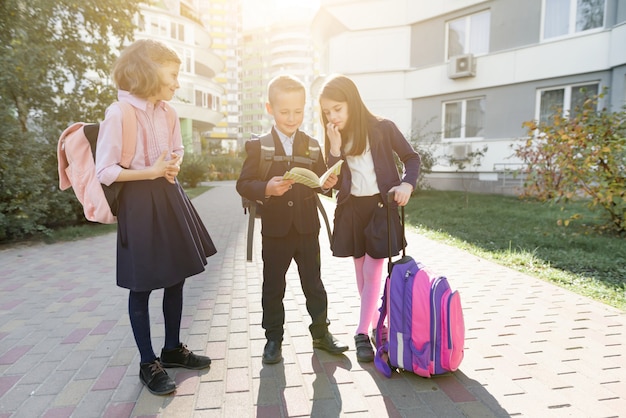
[
  {"x1": 326, "y1": 122, "x2": 342, "y2": 156},
  {"x1": 389, "y1": 182, "x2": 414, "y2": 207}
]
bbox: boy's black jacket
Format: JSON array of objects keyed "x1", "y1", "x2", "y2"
[{"x1": 236, "y1": 128, "x2": 328, "y2": 238}]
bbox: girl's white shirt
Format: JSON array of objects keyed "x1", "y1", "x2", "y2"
[{"x1": 345, "y1": 137, "x2": 380, "y2": 197}]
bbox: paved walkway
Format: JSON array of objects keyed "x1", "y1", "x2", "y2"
[{"x1": 0, "y1": 181, "x2": 624, "y2": 418}]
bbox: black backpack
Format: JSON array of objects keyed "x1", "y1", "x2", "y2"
[{"x1": 243, "y1": 133, "x2": 332, "y2": 261}]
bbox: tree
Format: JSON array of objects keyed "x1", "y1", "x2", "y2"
[
  {"x1": 515, "y1": 92, "x2": 626, "y2": 234},
  {"x1": 0, "y1": 0, "x2": 142, "y2": 240},
  {"x1": 407, "y1": 118, "x2": 438, "y2": 191},
  {"x1": 1, "y1": 0, "x2": 141, "y2": 131}
]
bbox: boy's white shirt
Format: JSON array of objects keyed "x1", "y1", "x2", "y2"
[{"x1": 274, "y1": 126, "x2": 295, "y2": 156}]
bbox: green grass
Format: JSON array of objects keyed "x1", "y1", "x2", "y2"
[{"x1": 406, "y1": 190, "x2": 625, "y2": 311}]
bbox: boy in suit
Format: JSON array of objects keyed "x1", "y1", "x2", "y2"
[{"x1": 236, "y1": 75, "x2": 348, "y2": 364}]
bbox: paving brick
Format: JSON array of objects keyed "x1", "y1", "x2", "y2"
[
  {"x1": 436, "y1": 375, "x2": 476, "y2": 403},
  {"x1": 0, "y1": 375, "x2": 21, "y2": 397},
  {"x1": 282, "y1": 385, "x2": 311, "y2": 416},
  {"x1": 102, "y1": 402, "x2": 134, "y2": 418},
  {"x1": 92, "y1": 366, "x2": 127, "y2": 390},
  {"x1": 41, "y1": 406, "x2": 75, "y2": 418},
  {"x1": 13, "y1": 393, "x2": 55, "y2": 418},
  {"x1": 52, "y1": 380, "x2": 92, "y2": 407},
  {"x1": 0, "y1": 345, "x2": 33, "y2": 365},
  {"x1": 225, "y1": 347, "x2": 250, "y2": 369},
  {"x1": 90, "y1": 320, "x2": 118, "y2": 336},
  {"x1": 225, "y1": 367, "x2": 249, "y2": 393},
  {"x1": 61, "y1": 329, "x2": 90, "y2": 345}
]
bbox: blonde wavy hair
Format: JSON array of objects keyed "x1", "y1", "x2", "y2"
[{"x1": 112, "y1": 39, "x2": 181, "y2": 99}]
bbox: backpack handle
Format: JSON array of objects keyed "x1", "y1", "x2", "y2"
[{"x1": 387, "y1": 190, "x2": 406, "y2": 274}]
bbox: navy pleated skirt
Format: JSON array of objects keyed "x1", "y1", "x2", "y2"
[
  {"x1": 331, "y1": 194, "x2": 404, "y2": 259},
  {"x1": 115, "y1": 178, "x2": 216, "y2": 292}
]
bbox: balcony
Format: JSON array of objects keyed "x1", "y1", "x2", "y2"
[{"x1": 173, "y1": 102, "x2": 223, "y2": 132}]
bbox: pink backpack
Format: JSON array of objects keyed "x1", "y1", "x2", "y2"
[
  {"x1": 57, "y1": 102, "x2": 137, "y2": 224},
  {"x1": 374, "y1": 258, "x2": 465, "y2": 378}
]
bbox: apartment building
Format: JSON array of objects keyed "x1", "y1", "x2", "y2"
[
  {"x1": 136, "y1": 1, "x2": 224, "y2": 154},
  {"x1": 200, "y1": 0, "x2": 242, "y2": 154},
  {"x1": 240, "y1": 22, "x2": 320, "y2": 143},
  {"x1": 312, "y1": 0, "x2": 626, "y2": 194}
]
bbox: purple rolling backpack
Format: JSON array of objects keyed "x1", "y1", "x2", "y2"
[{"x1": 374, "y1": 194, "x2": 465, "y2": 378}]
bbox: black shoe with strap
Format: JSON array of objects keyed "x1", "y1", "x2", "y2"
[
  {"x1": 313, "y1": 331, "x2": 349, "y2": 354},
  {"x1": 355, "y1": 334, "x2": 374, "y2": 362},
  {"x1": 139, "y1": 359, "x2": 176, "y2": 395},
  {"x1": 161, "y1": 343, "x2": 211, "y2": 370}
]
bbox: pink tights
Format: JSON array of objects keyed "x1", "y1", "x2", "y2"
[{"x1": 354, "y1": 254, "x2": 385, "y2": 335}]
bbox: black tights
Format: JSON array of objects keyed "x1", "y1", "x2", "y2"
[{"x1": 128, "y1": 280, "x2": 185, "y2": 364}]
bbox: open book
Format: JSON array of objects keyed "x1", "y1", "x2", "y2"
[{"x1": 283, "y1": 159, "x2": 343, "y2": 188}]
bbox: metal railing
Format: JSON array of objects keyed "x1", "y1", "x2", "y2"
[{"x1": 493, "y1": 163, "x2": 526, "y2": 188}]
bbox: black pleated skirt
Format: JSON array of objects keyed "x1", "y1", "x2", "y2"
[
  {"x1": 115, "y1": 178, "x2": 216, "y2": 291},
  {"x1": 331, "y1": 194, "x2": 404, "y2": 259}
]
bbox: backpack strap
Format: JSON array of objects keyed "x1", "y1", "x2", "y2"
[
  {"x1": 245, "y1": 133, "x2": 273, "y2": 261},
  {"x1": 258, "y1": 133, "x2": 275, "y2": 179},
  {"x1": 117, "y1": 101, "x2": 176, "y2": 168},
  {"x1": 117, "y1": 102, "x2": 138, "y2": 169}
]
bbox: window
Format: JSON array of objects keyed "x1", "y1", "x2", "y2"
[
  {"x1": 537, "y1": 83, "x2": 599, "y2": 125},
  {"x1": 177, "y1": 48, "x2": 192, "y2": 73},
  {"x1": 443, "y1": 97, "x2": 485, "y2": 140},
  {"x1": 447, "y1": 11, "x2": 490, "y2": 59},
  {"x1": 171, "y1": 22, "x2": 185, "y2": 42},
  {"x1": 543, "y1": 0, "x2": 605, "y2": 40},
  {"x1": 195, "y1": 91, "x2": 221, "y2": 111},
  {"x1": 149, "y1": 17, "x2": 169, "y2": 37}
]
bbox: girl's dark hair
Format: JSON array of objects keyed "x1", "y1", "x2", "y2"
[
  {"x1": 112, "y1": 39, "x2": 181, "y2": 99},
  {"x1": 319, "y1": 74, "x2": 376, "y2": 156}
]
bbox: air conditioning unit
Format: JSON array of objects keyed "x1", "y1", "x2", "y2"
[
  {"x1": 448, "y1": 54, "x2": 476, "y2": 79},
  {"x1": 451, "y1": 144, "x2": 472, "y2": 161}
]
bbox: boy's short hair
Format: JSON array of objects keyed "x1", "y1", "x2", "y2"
[
  {"x1": 267, "y1": 75, "x2": 306, "y2": 104},
  {"x1": 112, "y1": 39, "x2": 181, "y2": 99}
]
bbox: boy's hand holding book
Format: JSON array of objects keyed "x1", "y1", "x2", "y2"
[
  {"x1": 283, "y1": 160, "x2": 343, "y2": 189},
  {"x1": 265, "y1": 176, "x2": 295, "y2": 197}
]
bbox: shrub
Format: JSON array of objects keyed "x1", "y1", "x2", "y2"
[
  {"x1": 206, "y1": 154, "x2": 245, "y2": 181},
  {"x1": 179, "y1": 153, "x2": 210, "y2": 188},
  {"x1": 515, "y1": 92, "x2": 626, "y2": 234}
]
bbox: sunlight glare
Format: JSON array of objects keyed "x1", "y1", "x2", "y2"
[{"x1": 243, "y1": 0, "x2": 320, "y2": 29}]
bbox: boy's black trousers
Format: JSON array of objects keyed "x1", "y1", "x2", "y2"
[{"x1": 261, "y1": 226, "x2": 329, "y2": 342}]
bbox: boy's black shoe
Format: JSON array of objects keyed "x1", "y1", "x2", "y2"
[
  {"x1": 262, "y1": 340, "x2": 283, "y2": 364},
  {"x1": 312, "y1": 332, "x2": 349, "y2": 354},
  {"x1": 355, "y1": 334, "x2": 374, "y2": 362},
  {"x1": 161, "y1": 343, "x2": 211, "y2": 370},
  {"x1": 139, "y1": 359, "x2": 176, "y2": 395}
]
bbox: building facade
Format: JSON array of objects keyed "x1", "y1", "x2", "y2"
[
  {"x1": 312, "y1": 0, "x2": 626, "y2": 194},
  {"x1": 240, "y1": 22, "x2": 320, "y2": 144},
  {"x1": 200, "y1": 0, "x2": 242, "y2": 154},
  {"x1": 136, "y1": 0, "x2": 224, "y2": 154}
]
